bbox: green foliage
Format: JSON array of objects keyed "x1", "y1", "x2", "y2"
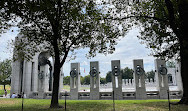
[
  {"x1": 123, "y1": 0, "x2": 188, "y2": 103},
  {"x1": 130, "y1": 0, "x2": 182, "y2": 60},
  {"x1": 3, "y1": 0, "x2": 123, "y2": 61},
  {"x1": 108, "y1": 0, "x2": 186, "y2": 60},
  {"x1": 146, "y1": 70, "x2": 155, "y2": 82},
  {"x1": 1, "y1": 0, "x2": 123, "y2": 106},
  {"x1": 105, "y1": 71, "x2": 112, "y2": 83},
  {"x1": 82, "y1": 75, "x2": 90, "y2": 85},
  {"x1": 0, "y1": 85, "x2": 11, "y2": 95},
  {"x1": 64, "y1": 75, "x2": 107, "y2": 85},
  {"x1": 0, "y1": 89, "x2": 10, "y2": 96},
  {"x1": 0, "y1": 59, "x2": 12, "y2": 86},
  {"x1": 63, "y1": 76, "x2": 70, "y2": 85},
  {"x1": 100, "y1": 77, "x2": 106, "y2": 84},
  {"x1": 166, "y1": 61, "x2": 176, "y2": 68},
  {"x1": 121, "y1": 67, "x2": 133, "y2": 79},
  {"x1": 80, "y1": 76, "x2": 84, "y2": 85},
  {"x1": 105, "y1": 67, "x2": 133, "y2": 83},
  {"x1": 0, "y1": 0, "x2": 15, "y2": 35}
]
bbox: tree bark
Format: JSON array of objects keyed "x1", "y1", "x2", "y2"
[
  {"x1": 178, "y1": 0, "x2": 188, "y2": 104},
  {"x1": 50, "y1": 34, "x2": 62, "y2": 108},
  {"x1": 4, "y1": 84, "x2": 5, "y2": 90},
  {"x1": 50, "y1": 63, "x2": 61, "y2": 108},
  {"x1": 179, "y1": 38, "x2": 188, "y2": 104}
]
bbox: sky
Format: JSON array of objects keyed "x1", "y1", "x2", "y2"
[
  {"x1": 0, "y1": 28, "x2": 156, "y2": 77},
  {"x1": 0, "y1": 27, "x2": 19, "y2": 61},
  {"x1": 63, "y1": 28, "x2": 156, "y2": 77}
]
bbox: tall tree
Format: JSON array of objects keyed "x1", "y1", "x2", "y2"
[
  {"x1": 0, "y1": 59, "x2": 12, "y2": 90},
  {"x1": 131, "y1": 0, "x2": 188, "y2": 104},
  {"x1": 110, "y1": 0, "x2": 188, "y2": 104},
  {"x1": 1, "y1": 0, "x2": 122, "y2": 108}
]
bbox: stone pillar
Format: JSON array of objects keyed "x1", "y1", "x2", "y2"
[
  {"x1": 133, "y1": 59, "x2": 147, "y2": 99},
  {"x1": 10, "y1": 60, "x2": 23, "y2": 95},
  {"x1": 90, "y1": 61, "x2": 100, "y2": 100},
  {"x1": 111, "y1": 60, "x2": 123, "y2": 100},
  {"x1": 155, "y1": 59, "x2": 169, "y2": 99},
  {"x1": 59, "y1": 67, "x2": 64, "y2": 92},
  {"x1": 23, "y1": 61, "x2": 32, "y2": 98},
  {"x1": 38, "y1": 65, "x2": 49, "y2": 98},
  {"x1": 22, "y1": 60, "x2": 26, "y2": 94},
  {"x1": 175, "y1": 61, "x2": 183, "y2": 92},
  {"x1": 70, "y1": 63, "x2": 80, "y2": 100},
  {"x1": 32, "y1": 58, "x2": 38, "y2": 93}
]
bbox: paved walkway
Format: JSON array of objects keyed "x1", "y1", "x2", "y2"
[{"x1": 0, "y1": 94, "x2": 10, "y2": 98}]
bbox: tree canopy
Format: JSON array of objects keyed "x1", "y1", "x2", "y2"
[
  {"x1": 106, "y1": 0, "x2": 188, "y2": 104},
  {"x1": 1, "y1": 0, "x2": 123, "y2": 108},
  {"x1": 0, "y1": 59, "x2": 12, "y2": 89},
  {"x1": 121, "y1": 67, "x2": 133, "y2": 79},
  {"x1": 63, "y1": 76, "x2": 70, "y2": 85},
  {"x1": 129, "y1": 0, "x2": 188, "y2": 104},
  {"x1": 145, "y1": 70, "x2": 155, "y2": 82},
  {"x1": 166, "y1": 61, "x2": 176, "y2": 68}
]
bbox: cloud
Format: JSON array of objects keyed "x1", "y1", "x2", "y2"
[
  {"x1": 0, "y1": 27, "x2": 19, "y2": 60},
  {"x1": 0, "y1": 27, "x2": 156, "y2": 77},
  {"x1": 63, "y1": 28, "x2": 156, "y2": 77}
]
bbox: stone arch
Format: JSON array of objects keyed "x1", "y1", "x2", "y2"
[{"x1": 38, "y1": 51, "x2": 52, "y2": 94}]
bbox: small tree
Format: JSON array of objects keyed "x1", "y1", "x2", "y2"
[
  {"x1": 100, "y1": 77, "x2": 106, "y2": 84},
  {"x1": 146, "y1": 70, "x2": 155, "y2": 82},
  {"x1": 83, "y1": 75, "x2": 90, "y2": 85},
  {"x1": 121, "y1": 67, "x2": 133, "y2": 79},
  {"x1": 63, "y1": 76, "x2": 70, "y2": 85},
  {"x1": 0, "y1": 59, "x2": 12, "y2": 90}
]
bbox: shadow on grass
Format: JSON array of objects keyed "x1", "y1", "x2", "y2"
[
  {"x1": 0, "y1": 99, "x2": 112, "y2": 111},
  {"x1": 1, "y1": 99, "x2": 188, "y2": 111},
  {"x1": 114, "y1": 100, "x2": 188, "y2": 111},
  {"x1": 62, "y1": 100, "x2": 113, "y2": 111}
]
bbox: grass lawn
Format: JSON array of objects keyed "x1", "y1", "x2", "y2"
[
  {"x1": 0, "y1": 85, "x2": 11, "y2": 95},
  {"x1": 0, "y1": 99, "x2": 188, "y2": 111}
]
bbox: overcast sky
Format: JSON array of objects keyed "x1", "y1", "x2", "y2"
[{"x1": 0, "y1": 28, "x2": 156, "y2": 77}]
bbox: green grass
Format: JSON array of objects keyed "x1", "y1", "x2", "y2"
[
  {"x1": 0, "y1": 99, "x2": 188, "y2": 111},
  {"x1": 62, "y1": 85, "x2": 70, "y2": 91},
  {"x1": 0, "y1": 85, "x2": 11, "y2": 95}
]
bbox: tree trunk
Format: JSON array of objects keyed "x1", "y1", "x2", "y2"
[
  {"x1": 4, "y1": 84, "x2": 5, "y2": 90},
  {"x1": 50, "y1": 63, "x2": 61, "y2": 108},
  {"x1": 179, "y1": 38, "x2": 188, "y2": 104},
  {"x1": 178, "y1": 1, "x2": 188, "y2": 105}
]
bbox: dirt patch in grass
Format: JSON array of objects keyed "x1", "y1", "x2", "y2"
[{"x1": 0, "y1": 99, "x2": 19, "y2": 105}]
